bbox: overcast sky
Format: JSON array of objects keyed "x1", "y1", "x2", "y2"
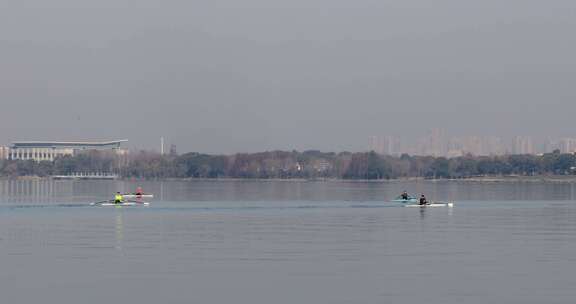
[{"x1": 0, "y1": 0, "x2": 575, "y2": 153}]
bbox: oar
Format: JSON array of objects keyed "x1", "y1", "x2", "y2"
[
  {"x1": 126, "y1": 200, "x2": 147, "y2": 204},
  {"x1": 90, "y1": 200, "x2": 113, "y2": 206}
]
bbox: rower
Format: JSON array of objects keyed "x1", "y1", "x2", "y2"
[
  {"x1": 401, "y1": 191, "x2": 409, "y2": 200},
  {"x1": 135, "y1": 187, "x2": 143, "y2": 196},
  {"x1": 114, "y1": 192, "x2": 124, "y2": 204},
  {"x1": 419, "y1": 194, "x2": 428, "y2": 205}
]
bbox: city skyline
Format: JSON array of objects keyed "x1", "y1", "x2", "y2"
[
  {"x1": 3, "y1": 131, "x2": 576, "y2": 158},
  {"x1": 369, "y1": 130, "x2": 576, "y2": 157}
]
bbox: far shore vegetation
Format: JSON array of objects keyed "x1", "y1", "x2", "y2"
[{"x1": 1, "y1": 149, "x2": 575, "y2": 180}]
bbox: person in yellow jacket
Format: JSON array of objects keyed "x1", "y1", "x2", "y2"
[{"x1": 114, "y1": 192, "x2": 124, "y2": 204}]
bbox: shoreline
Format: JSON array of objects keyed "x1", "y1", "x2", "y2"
[{"x1": 3, "y1": 175, "x2": 576, "y2": 183}]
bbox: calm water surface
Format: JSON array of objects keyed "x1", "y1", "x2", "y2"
[{"x1": 0, "y1": 180, "x2": 575, "y2": 304}]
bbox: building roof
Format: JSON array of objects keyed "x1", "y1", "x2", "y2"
[{"x1": 11, "y1": 140, "x2": 128, "y2": 149}]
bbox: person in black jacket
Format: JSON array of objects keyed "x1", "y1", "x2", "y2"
[
  {"x1": 401, "y1": 191, "x2": 409, "y2": 200},
  {"x1": 419, "y1": 194, "x2": 428, "y2": 205}
]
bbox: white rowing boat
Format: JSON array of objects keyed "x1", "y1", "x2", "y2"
[
  {"x1": 405, "y1": 202, "x2": 454, "y2": 208},
  {"x1": 90, "y1": 201, "x2": 150, "y2": 207}
]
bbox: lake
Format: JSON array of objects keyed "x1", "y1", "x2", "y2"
[{"x1": 0, "y1": 179, "x2": 575, "y2": 304}]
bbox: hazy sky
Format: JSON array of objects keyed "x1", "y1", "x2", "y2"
[{"x1": 1, "y1": 0, "x2": 575, "y2": 153}]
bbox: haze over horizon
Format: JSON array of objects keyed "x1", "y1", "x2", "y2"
[{"x1": 1, "y1": 0, "x2": 575, "y2": 153}]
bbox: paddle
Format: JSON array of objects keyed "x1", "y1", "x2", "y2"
[
  {"x1": 90, "y1": 200, "x2": 113, "y2": 206},
  {"x1": 126, "y1": 199, "x2": 148, "y2": 204}
]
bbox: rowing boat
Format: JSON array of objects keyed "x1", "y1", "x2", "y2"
[
  {"x1": 90, "y1": 201, "x2": 150, "y2": 207},
  {"x1": 121, "y1": 194, "x2": 154, "y2": 199},
  {"x1": 405, "y1": 202, "x2": 454, "y2": 208}
]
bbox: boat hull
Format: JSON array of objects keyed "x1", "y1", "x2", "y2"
[
  {"x1": 405, "y1": 202, "x2": 454, "y2": 208},
  {"x1": 90, "y1": 201, "x2": 150, "y2": 206}
]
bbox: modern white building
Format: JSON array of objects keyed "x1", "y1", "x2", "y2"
[{"x1": 8, "y1": 140, "x2": 128, "y2": 161}]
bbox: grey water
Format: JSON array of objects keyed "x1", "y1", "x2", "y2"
[{"x1": 1, "y1": 179, "x2": 575, "y2": 304}]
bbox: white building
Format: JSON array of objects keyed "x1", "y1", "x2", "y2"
[{"x1": 8, "y1": 140, "x2": 128, "y2": 161}]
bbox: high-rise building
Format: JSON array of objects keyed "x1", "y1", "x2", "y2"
[
  {"x1": 464, "y1": 136, "x2": 484, "y2": 155},
  {"x1": 484, "y1": 136, "x2": 505, "y2": 155},
  {"x1": 513, "y1": 136, "x2": 534, "y2": 155},
  {"x1": 558, "y1": 138, "x2": 576, "y2": 154},
  {"x1": 382, "y1": 136, "x2": 396, "y2": 155},
  {"x1": 369, "y1": 136, "x2": 382, "y2": 154},
  {"x1": 446, "y1": 136, "x2": 506, "y2": 156},
  {"x1": 545, "y1": 139, "x2": 558, "y2": 153},
  {"x1": 415, "y1": 129, "x2": 446, "y2": 156},
  {"x1": 369, "y1": 136, "x2": 397, "y2": 155},
  {"x1": 428, "y1": 128, "x2": 445, "y2": 157}
]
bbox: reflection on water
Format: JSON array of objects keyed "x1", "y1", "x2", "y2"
[
  {"x1": 115, "y1": 209, "x2": 124, "y2": 252},
  {"x1": 0, "y1": 179, "x2": 58, "y2": 203}
]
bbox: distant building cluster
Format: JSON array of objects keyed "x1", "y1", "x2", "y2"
[
  {"x1": 0, "y1": 140, "x2": 129, "y2": 161},
  {"x1": 547, "y1": 138, "x2": 576, "y2": 154},
  {"x1": 370, "y1": 130, "x2": 576, "y2": 157}
]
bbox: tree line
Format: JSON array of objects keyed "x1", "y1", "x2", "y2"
[{"x1": 0, "y1": 149, "x2": 575, "y2": 180}]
